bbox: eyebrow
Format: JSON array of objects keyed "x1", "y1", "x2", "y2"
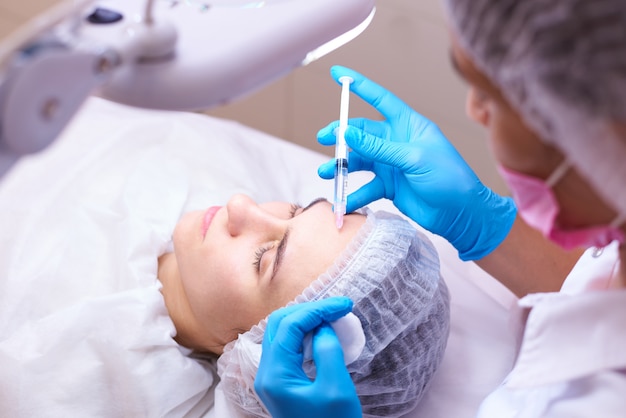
[
  {"x1": 302, "y1": 197, "x2": 328, "y2": 212},
  {"x1": 271, "y1": 228, "x2": 290, "y2": 282},
  {"x1": 270, "y1": 197, "x2": 327, "y2": 281}
]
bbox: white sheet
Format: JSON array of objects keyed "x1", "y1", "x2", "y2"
[{"x1": 0, "y1": 97, "x2": 518, "y2": 417}]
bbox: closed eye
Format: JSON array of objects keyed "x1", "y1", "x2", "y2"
[
  {"x1": 254, "y1": 198, "x2": 326, "y2": 275},
  {"x1": 253, "y1": 244, "x2": 272, "y2": 272},
  {"x1": 253, "y1": 202, "x2": 299, "y2": 273}
]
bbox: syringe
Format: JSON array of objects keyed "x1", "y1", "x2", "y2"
[{"x1": 334, "y1": 75, "x2": 353, "y2": 229}]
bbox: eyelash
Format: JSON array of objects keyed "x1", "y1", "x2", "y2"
[
  {"x1": 252, "y1": 203, "x2": 301, "y2": 272},
  {"x1": 289, "y1": 203, "x2": 301, "y2": 217},
  {"x1": 253, "y1": 245, "x2": 272, "y2": 272}
]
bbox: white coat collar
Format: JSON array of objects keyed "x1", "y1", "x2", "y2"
[{"x1": 505, "y1": 243, "x2": 626, "y2": 388}]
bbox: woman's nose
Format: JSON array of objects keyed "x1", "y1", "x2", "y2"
[{"x1": 226, "y1": 194, "x2": 283, "y2": 237}]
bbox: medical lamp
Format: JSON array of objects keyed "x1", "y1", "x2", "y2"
[{"x1": 0, "y1": 0, "x2": 375, "y2": 179}]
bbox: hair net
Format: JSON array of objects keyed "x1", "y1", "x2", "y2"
[
  {"x1": 443, "y1": 0, "x2": 626, "y2": 216},
  {"x1": 217, "y1": 209, "x2": 450, "y2": 418}
]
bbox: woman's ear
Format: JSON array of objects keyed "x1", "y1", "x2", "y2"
[{"x1": 466, "y1": 87, "x2": 490, "y2": 127}]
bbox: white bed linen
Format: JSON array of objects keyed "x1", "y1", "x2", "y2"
[{"x1": 0, "y1": 97, "x2": 517, "y2": 417}]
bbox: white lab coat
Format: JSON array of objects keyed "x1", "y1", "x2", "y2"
[{"x1": 477, "y1": 242, "x2": 626, "y2": 418}]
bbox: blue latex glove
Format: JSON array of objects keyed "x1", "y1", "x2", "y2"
[
  {"x1": 254, "y1": 297, "x2": 362, "y2": 418},
  {"x1": 318, "y1": 65, "x2": 516, "y2": 261}
]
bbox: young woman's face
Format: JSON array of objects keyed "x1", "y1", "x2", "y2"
[{"x1": 169, "y1": 194, "x2": 366, "y2": 354}]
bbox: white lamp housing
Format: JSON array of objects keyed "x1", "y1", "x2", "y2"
[
  {"x1": 0, "y1": 0, "x2": 375, "y2": 179},
  {"x1": 90, "y1": 0, "x2": 376, "y2": 110}
]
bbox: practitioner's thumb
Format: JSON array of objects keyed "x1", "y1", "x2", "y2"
[{"x1": 311, "y1": 324, "x2": 353, "y2": 387}]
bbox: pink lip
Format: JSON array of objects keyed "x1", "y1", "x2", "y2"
[{"x1": 202, "y1": 206, "x2": 221, "y2": 239}]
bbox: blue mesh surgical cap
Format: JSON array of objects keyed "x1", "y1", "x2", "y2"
[
  {"x1": 217, "y1": 209, "x2": 450, "y2": 418},
  {"x1": 444, "y1": 0, "x2": 626, "y2": 216}
]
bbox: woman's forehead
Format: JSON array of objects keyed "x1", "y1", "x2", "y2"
[{"x1": 449, "y1": 38, "x2": 502, "y2": 98}]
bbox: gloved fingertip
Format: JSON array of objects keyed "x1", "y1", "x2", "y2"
[
  {"x1": 315, "y1": 296, "x2": 353, "y2": 321},
  {"x1": 317, "y1": 124, "x2": 339, "y2": 145},
  {"x1": 312, "y1": 324, "x2": 343, "y2": 359},
  {"x1": 316, "y1": 125, "x2": 330, "y2": 138},
  {"x1": 329, "y1": 65, "x2": 347, "y2": 80},
  {"x1": 333, "y1": 296, "x2": 354, "y2": 311},
  {"x1": 330, "y1": 64, "x2": 349, "y2": 73},
  {"x1": 318, "y1": 161, "x2": 335, "y2": 179},
  {"x1": 345, "y1": 191, "x2": 370, "y2": 214},
  {"x1": 330, "y1": 65, "x2": 358, "y2": 84}
]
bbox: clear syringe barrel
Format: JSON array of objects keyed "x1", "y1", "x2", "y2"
[
  {"x1": 334, "y1": 157, "x2": 348, "y2": 228},
  {"x1": 334, "y1": 76, "x2": 353, "y2": 229}
]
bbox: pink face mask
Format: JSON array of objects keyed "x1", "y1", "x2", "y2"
[{"x1": 497, "y1": 161, "x2": 626, "y2": 250}]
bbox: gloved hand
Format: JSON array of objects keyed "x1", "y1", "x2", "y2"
[
  {"x1": 254, "y1": 297, "x2": 362, "y2": 418},
  {"x1": 318, "y1": 65, "x2": 516, "y2": 261}
]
